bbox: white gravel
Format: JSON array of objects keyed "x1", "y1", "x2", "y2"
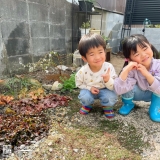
[{"x1": 115, "y1": 101, "x2": 160, "y2": 160}]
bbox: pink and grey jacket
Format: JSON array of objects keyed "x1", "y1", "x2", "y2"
[{"x1": 114, "y1": 58, "x2": 160, "y2": 95}]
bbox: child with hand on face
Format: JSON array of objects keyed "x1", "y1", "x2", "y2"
[
  {"x1": 75, "y1": 33, "x2": 118, "y2": 118},
  {"x1": 114, "y1": 34, "x2": 160, "y2": 122}
]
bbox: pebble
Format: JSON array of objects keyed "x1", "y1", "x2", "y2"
[
  {"x1": 48, "y1": 142, "x2": 52, "y2": 146},
  {"x1": 73, "y1": 149, "x2": 79, "y2": 152},
  {"x1": 4, "y1": 100, "x2": 160, "y2": 160},
  {"x1": 48, "y1": 148, "x2": 53, "y2": 152}
]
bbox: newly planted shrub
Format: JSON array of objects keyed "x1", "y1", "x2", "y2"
[{"x1": 60, "y1": 73, "x2": 76, "y2": 92}]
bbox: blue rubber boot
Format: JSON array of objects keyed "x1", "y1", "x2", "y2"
[
  {"x1": 149, "y1": 93, "x2": 160, "y2": 122},
  {"x1": 119, "y1": 97, "x2": 134, "y2": 115}
]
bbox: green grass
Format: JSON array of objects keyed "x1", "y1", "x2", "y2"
[
  {"x1": 99, "y1": 119, "x2": 148, "y2": 154},
  {"x1": 64, "y1": 89, "x2": 81, "y2": 117},
  {"x1": 4, "y1": 88, "x2": 145, "y2": 160},
  {"x1": 65, "y1": 92, "x2": 149, "y2": 158},
  {"x1": 34, "y1": 122, "x2": 142, "y2": 160}
]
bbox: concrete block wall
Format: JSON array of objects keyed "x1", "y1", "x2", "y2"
[{"x1": 0, "y1": 0, "x2": 73, "y2": 78}]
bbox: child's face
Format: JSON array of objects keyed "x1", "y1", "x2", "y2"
[
  {"x1": 82, "y1": 46, "x2": 106, "y2": 71},
  {"x1": 130, "y1": 43, "x2": 153, "y2": 69}
]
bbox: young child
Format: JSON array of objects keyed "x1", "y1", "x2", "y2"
[
  {"x1": 75, "y1": 33, "x2": 118, "y2": 118},
  {"x1": 114, "y1": 34, "x2": 160, "y2": 122}
]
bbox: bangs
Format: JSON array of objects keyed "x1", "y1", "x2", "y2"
[
  {"x1": 79, "y1": 34, "x2": 106, "y2": 56},
  {"x1": 83, "y1": 38, "x2": 102, "y2": 51},
  {"x1": 123, "y1": 35, "x2": 148, "y2": 58}
]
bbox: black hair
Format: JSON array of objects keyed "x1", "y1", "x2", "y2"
[
  {"x1": 78, "y1": 33, "x2": 106, "y2": 58},
  {"x1": 122, "y1": 34, "x2": 159, "y2": 68}
]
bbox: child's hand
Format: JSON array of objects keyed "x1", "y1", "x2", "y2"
[
  {"x1": 137, "y1": 64, "x2": 149, "y2": 77},
  {"x1": 101, "y1": 68, "x2": 110, "y2": 83},
  {"x1": 90, "y1": 87, "x2": 99, "y2": 94},
  {"x1": 120, "y1": 61, "x2": 138, "y2": 80},
  {"x1": 137, "y1": 63, "x2": 155, "y2": 85},
  {"x1": 126, "y1": 61, "x2": 138, "y2": 71}
]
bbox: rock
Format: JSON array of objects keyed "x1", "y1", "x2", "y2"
[
  {"x1": 42, "y1": 84, "x2": 52, "y2": 90},
  {"x1": 73, "y1": 149, "x2": 79, "y2": 152},
  {"x1": 51, "y1": 81, "x2": 63, "y2": 91},
  {"x1": 19, "y1": 144, "x2": 25, "y2": 150},
  {"x1": 48, "y1": 142, "x2": 52, "y2": 146},
  {"x1": 56, "y1": 65, "x2": 68, "y2": 71},
  {"x1": 49, "y1": 148, "x2": 53, "y2": 152},
  {"x1": 29, "y1": 78, "x2": 41, "y2": 87}
]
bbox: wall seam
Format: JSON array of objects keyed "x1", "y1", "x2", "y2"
[{"x1": 26, "y1": 0, "x2": 33, "y2": 61}]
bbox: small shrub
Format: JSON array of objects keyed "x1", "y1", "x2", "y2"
[
  {"x1": 60, "y1": 73, "x2": 76, "y2": 92},
  {"x1": 80, "y1": 21, "x2": 90, "y2": 29}
]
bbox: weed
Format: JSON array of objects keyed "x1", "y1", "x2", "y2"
[
  {"x1": 66, "y1": 92, "x2": 147, "y2": 156},
  {"x1": 20, "y1": 51, "x2": 72, "y2": 74},
  {"x1": 99, "y1": 119, "x2": 122, "y2": 132},
  {"x1": 30, "y1": 120, "x2": 140, "y2": 160},
  {"x1": 60, "y1": 73, "x2": 76, "y2": 92},
  {"x1": 5, "y1": 77, "x2": 32, "y2": 97},
  {"x1": 99, "y1": 119, "x2": 148, "y2": 154},
  {"x1": 4, "y1": 77, "x2": 41, "y2": 98}
]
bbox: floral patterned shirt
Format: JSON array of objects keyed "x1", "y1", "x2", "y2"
[{"x1": 75, "y1": 62, "x2": 117, "y2": 91}]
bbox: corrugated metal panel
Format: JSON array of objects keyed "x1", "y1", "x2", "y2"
[
  {"x1": 124, "y1": 0, "x2": 160, "y2": 25},
  {"x1": 123, "y1": 0, "x2": 135, "y2": 25},
  {"x1": 95, "y1": 0, "x2": 115, "y2": 11},
  {"x1": 116, "y1": 0, "x2": 126, "y2": 13},
  {"x1": 95, "y1": 0, "x2": 126, "y2": 13}
]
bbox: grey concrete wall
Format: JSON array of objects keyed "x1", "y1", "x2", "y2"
[
  {"x1": 102, "y1": 12, "x2": 123, "y2": 54},
  {"x1": 0, "y1": 0, "x2": 72, "y2": 78},
  {"x1": 100, "y1": 14, "x2": 160, "y2": 54},
  {"x1": 92, "y1": 10, "x2": 124, "y2": 54},
  {"x1": 129, "y1": 28, "x2": 160, "y2": 52}
]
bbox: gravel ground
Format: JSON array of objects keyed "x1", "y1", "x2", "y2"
[
  {"x1": 116, "y1": 101, "x2": 160, "y2": 160},
  {"x1": 111, "y1": 54, "x2": 160, "y2": 159},
  {"x1": 2, "y1": 54, "x2": 160, "y2": 160},
  {"x1": 4, "y1": 100, "x2": 160, "y2": 160}
]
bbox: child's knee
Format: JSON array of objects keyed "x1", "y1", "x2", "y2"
[
  {"x1": 101, "y1": 94, "x2": 118, "y2": 106},
  {"x1": 80, "y1": 98, "x2": 94, "y2": 106},
  {"x1": 109, "y1": 97, "x2": 118, "y2": 106},
  {"x1": 78, "y1": 90, "x2": 94, "y2": 105}
]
